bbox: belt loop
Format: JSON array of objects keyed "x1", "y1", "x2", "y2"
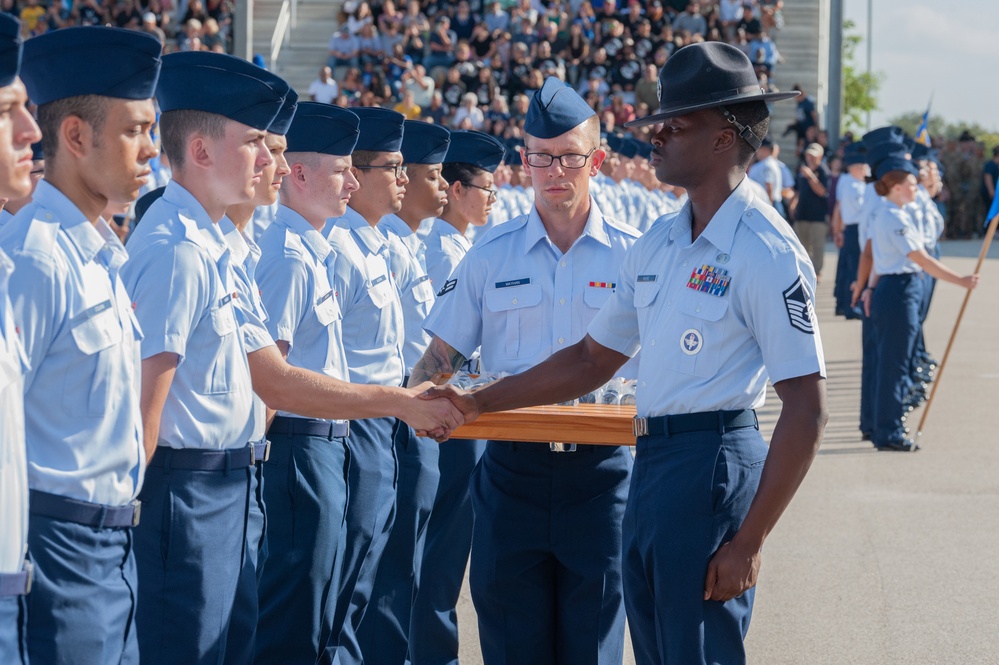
[
  {"x1": 224, "y1": 450, "x2": 232, "y2": 476},
  {"x1": 162, "y1": 447, "x2": 172, "y2": 474},
  {"x1": 96, "y1": 505, "x2": 108, "y2": 530},
  {"x1": 327, "y1": 422, "x2": 335, "y2": 441},
  {"x1": 717, "y1": 411, "x2": 726, "y2": 434},
  {"x1": 752, "y1": 410, "x2": 759, "y2": 429}
]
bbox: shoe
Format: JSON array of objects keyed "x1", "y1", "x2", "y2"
[
  {"x1": 861, "y1": 432, "x2": 872, "y2": 441},
  {"x1": 875, "y1": 438, "x2": 920, "y2": 452}
]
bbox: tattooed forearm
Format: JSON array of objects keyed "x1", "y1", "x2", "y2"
[{"x1": 407, "y1": 337, "x2": 468, "y2": 387}]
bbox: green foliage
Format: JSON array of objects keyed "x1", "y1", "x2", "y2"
[
  {"x1": 841, "y1": 19, "x2": 882, "y2": 134},
  {"x1": 887, "y1": 112, "x2": 999, "y2": 154}
]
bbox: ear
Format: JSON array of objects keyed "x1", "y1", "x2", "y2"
[
  {"x1": 289, "y1": 162, "x2": 309, "y2": 190},
  {"x1": 59, "y1": 115, "x2": 92, "y2": 160},
  {"x1": 714, "y1": 125, "x2": 738, "y2": 156},
  {"x1": 589, "y1": 148, "x2": 606, "y2": 176},
  {"x1": 187, "y1": 135, "x2": 213, "y2": 171}
]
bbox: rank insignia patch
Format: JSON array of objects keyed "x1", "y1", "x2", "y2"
[
  {"x1": 783, "y1": 277, "x2": 816, "y2": 334},
  {"x1": 437, "y1": 279, "x2": 457, "y2": 297},
  {"x1": 686, "y1": 264, "x2": 731, "y2": 297}
]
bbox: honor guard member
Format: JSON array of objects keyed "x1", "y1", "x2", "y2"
[
  {"x1": 831, "y1": 143, "x2": 867, "y2": 319},
  {"x1": 0, "y1": 15, "x2": 41, "y2": 665},
  {"x1": 121, "y1": 51, "x2": 285, "y2": 665},
  {"x1": 356, "y1": 120, "x2": 450, "y2": 664},
  {"x1": 413, "y1": 76, "x2": 641, "y2": 665},
  {"x1": 0, "y1": 26, "x2": 157, "y2": 665},
  {"x1": 325, "y1": 107, "x2": 409, "y2": 665},
  {"x1": 217, "y1": 87, "x2": 297, "y2": 665},
  {"x1": 422, "y1": 43, "x2": 829, "y2": 665},
  {"x1": 409, "y1": 129, "x2": 506, "y2": 665}
]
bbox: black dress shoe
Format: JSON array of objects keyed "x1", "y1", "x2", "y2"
[
  {"x1": 861, "y1": 432, "x2": 872, "y2": 441},
  {"x1": 875, "y1": 438, "x2": 920, "y2": 452}
]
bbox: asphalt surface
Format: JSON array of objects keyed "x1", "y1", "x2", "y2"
[{"x1": 451, "y1": 240, "x2": 999, "y2": 664}]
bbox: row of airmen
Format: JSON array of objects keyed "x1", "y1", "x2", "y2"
[{"x1": 829, "y1": 126, "x2": 977, "y2": 452}]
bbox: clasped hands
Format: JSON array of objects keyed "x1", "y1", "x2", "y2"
[{"x1": 404, "y1": 382, "x2": 480, "y2": 442}]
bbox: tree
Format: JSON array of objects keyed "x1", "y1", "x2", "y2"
[
  {"x1": 841, "y1": 19, "x2": 882, "y2": 134},
  {"x1": 887, "y1": 113, "x2": 999, "y2": 154}
]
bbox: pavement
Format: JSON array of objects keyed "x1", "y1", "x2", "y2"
[{"x1": 452, "y1": 240, "x2": 999, "y2": 664}]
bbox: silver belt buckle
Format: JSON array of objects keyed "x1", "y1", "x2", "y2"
[
  {"x1": 549, "y1": 442, "x2": 577, "y2": 453},
  {"x1": 130, "y1": 500, "x2": 142, "y2": 527},
  {"x1": 633, "y1": 417, "x2": 649, "y2": 438}
]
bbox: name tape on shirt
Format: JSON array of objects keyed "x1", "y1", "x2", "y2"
[
  {"x1": 783, "y1": 276, "x2": 816, "y2": 335},
  {"x1": 75, "y1": 299, "x2": 113, "y2": 323},
  {"x1": 687, "y1": 264, "x2": 731, "y2": 297},
  {"x1": 371, "y1": 274, "x2": 387, "y2": 287},
  {"x1": 316, "y1": 289, "x2": 337, "y2": 306},
  {"x1": 437, "y1": 278, "x2": 457, "y2": 297},
  {"x1": 414, "y1": 274, "x2": 431, "y2": 285},
  {"x1": 495, "y1": 278, "x2": 531, "y2": 289},
  {"x1": 637, "y1": 274, "x2": 657, "y2": 283}
]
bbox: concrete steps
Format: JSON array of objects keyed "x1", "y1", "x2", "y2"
[{"x1": 253, "y1": 0, "x2": 341, "y2": 91}]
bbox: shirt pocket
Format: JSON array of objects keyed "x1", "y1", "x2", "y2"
[
  {"x1": 583, "y1": 285, "x2": 613, "y2": 312},
  {"x1": 633, "y1": 278, "x2": 662, "y2": 332},
  {"x1": 314, "y1": 288, "x2": 344, "y2": 373},
  {"x1": 484, "y1": 282, "x2": 543, "y2": 360},
  {"x1": 64, "y1": 300, "x2": 123, "y2": 417},
  {"x1": 367, "y1": 274, "x2": 394, "y2": 310},
  {"x1": 411, "y1": 274, "x2": 435, "y2": 304},
  {"x1": 198, "y1": 299, "x2": 238, "y2": 395},
  {"x1": 670, "y1": 290, "x2": 729, "y2": 379}
]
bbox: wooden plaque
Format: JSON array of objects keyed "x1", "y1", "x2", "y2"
[{"x1": 450, "y1": 403, "x2": 637, "y2": 446}]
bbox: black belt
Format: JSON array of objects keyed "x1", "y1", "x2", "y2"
[
  {"x1": 148, "y1": 441, "x2": 270, "y2": 472},
  {"x1": 633, "y1": 409, "x2": 758, "y2": 438},
  {"x1": 29, "y1": 490, "x2": 141, "y2": 528},
  {"x1": 269, "y1": 416, "x2": 350, "y2": 440},
  {"x1": 0, "y1": 562, "x2": 31, "y2": 597}
]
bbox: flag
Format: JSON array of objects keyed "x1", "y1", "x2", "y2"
[
  {"x1": 915, "y1": 104, "x2": 932, "y2": 147},
  {"x1": 987, "y1": 188, "x2": 999, "y2": 226}
]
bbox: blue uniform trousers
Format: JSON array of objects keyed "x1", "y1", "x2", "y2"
[
  {"x1": 26, "y1": 512, "x2": 138, "y2": 664},
  {"x1": 330, "y1": 417, "x2": 398, "y2": 665},
  {"x1": 255, "y1": 430, "x2": 350, "y2": 664},
  {"x1": 913, "y1": 247, "x2": 938, "y2": 369},
  {"x1": 470, "y1": 441, "x2": 631, "y2": 665},
  {"x1": 409, "y1": 438, "x2": 486, "y2": 665},
  {"x1": 135, "y1": 461, "x2": 251, "y2": 665},
  {"x1": 355, "y1": 423, "x2": 441, "y2": 664},
  {"x1": 623, "y1": 425, "x2": 767, "y2": 665},
  {"x1": 872, "y1": 273, "x2": 923, "y2": 446},
  {"x1": 0, "y1": 590, "x2": 28, "y2": 664},
  {"x1": 860, "y1": 306, "x2": 877, "y2": 437},
  {"x1": 226, "y1": 463, "x2": 267, "y2": 665},
  {"x1": 834, "y1": 225, "x2": 861, "y2": 318}
]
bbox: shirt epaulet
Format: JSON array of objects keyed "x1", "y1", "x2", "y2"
[
  {"x1": 603, "y1": 214, "x2": 643, "y2": 239},
  {"x1": 281, "y1": 227, "x2": 307, "y2": 257},
  {"x1": 21, "y1": 213, "x2": 60, "y2": 255},
  {"x1": 740, "y1": 204, "x2": 793, "y2": 260},
  {"x1": 470, "y1": 214, "x2": 528, "y2": 249}
]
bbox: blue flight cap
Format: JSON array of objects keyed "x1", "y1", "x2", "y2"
[
  {"x1": 285, "y1": 102, "x2": 359, "y2": 156},
  {"x1": 861, "y1": 125, "x2": 905, "y2": 149},
  {"x1": 505, "y1": 139, "x2": 524, "y2": 166},
  {"x1": 30, "y1": 141, "x2": 42, "y2": 161},
  {"x1": 267, "y1": 88, "x2": 299, "y2": 136},
  {"x1": 605, "y1": 133, "x2": 623, "y2": 153},
  {"x1": 619, "y1": 138, "x2": 640, "y2": 159},
  {"x1": 443, "y1": 130, "x2": 506, "y2": 173},
  {"x1": 133, "y1": 185, "x2": 165, "y2": 227},
  {"x1": 352, "y1": 107, "x2": 405, "y2": 152},
  {"x1": 875, "y1": 157, "x2": 918, "y2": 180},
  {"x1": 524, "y1": 76, "x2": 596, "y2": 139},
  {"x1": 21, "y1": 27, "x2": 161, "y2": 106},
  {"x1": 866, "y1": 141, "x2": 909, "y2": 170},
  {"x1": 402, "y1": 120, "x2": 450, "y2": 164},
  {"x1": 0, "y1": 14, "x2": 21, "y2": 88},
  {"x1": 911, "y1": 142, "x2": 932, "y2": 161},
  {"x1": 156, "y1": 52, "x2": 286, "y2": 131},
  {"x1": 634, "y1": 140, "x2": 654, "y2": 160},
  {"x1": 842, "y1": 143, "x2": 867, "y2": 166}
]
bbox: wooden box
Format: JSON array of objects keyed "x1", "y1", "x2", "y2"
[{"x1": 451, "y1": 403, "x2": 638, "y2": 446}]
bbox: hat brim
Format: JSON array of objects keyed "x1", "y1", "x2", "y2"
[{"x1": 624, "y1": 90, "x2": 799, "y2": 128}]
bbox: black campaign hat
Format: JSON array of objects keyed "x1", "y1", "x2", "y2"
[{"x1": 625, "y1": 42, "x2": 797, "y2": 131}]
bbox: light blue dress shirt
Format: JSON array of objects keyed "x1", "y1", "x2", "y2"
[
  {"x1": 870, "y1": 201, "x2": 923, "y2": 276},
  {"x1": 378, "y1": 214, "x2": 434, "y2": 373},
  {"x1": 256, "y1": 204, "x2": 351, "y2": 421},
  {"x1": 587, "y1": 177, "x2": 827, "y2": 417},
  {"x1": 857, "y1": 182, "x2": 883, "y2": 250},
  {"x1": 0, "y1": 248, "x2": 28, "y2": 572},
  {"x1": 0, "y1": 209, "x2": 12, "y2": 226},
  {"x1": 327, "y1": 206, "x2": 405, "y2": 386},
  {"x1": 0, "y1": 180, "x2": 144, "y2": 506},
  {"x1": 423, "y1": 217, "x2": 472, "y2": 292},
  {"x1": 836, "y1": 173, "x2": 866, "y2": 226},
  {"x1": 423, "y1": 197, "x2": 641, "y2": 377},
  {"x1": 123, "y1": 181, "x2": 254, "y2": 450},
  {"x1": 915, "y1": 186, "x2": 944, "y2": 250}
]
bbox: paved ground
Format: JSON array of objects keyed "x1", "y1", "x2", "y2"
[{"x1": 453, "y1": 240, "x2": 999, "y2": 664}]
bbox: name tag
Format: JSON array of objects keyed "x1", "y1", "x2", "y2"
[
  {"x1": 415, "y1": 274, "x2": 431, "y2": 285},
  {"x1": 371, "y1": 274, "x2": 387, "y2": 287},
  {"x1": 219, "y1": 293, "x2": 233, "y2": 308},
  {"x1": 76, "y1": 299, "x2": 113, "y2": 322},
  {"x1": 316, "y1": 289, "x2": 337, "y2": 306},
  {"x1": 495, "y1": 278, "x2": 531, "y2": 289},
  {"x1": 637, "y1": 275, "x2": 657, "y2": 283}
]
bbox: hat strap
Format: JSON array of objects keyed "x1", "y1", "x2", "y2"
[{"x1": 719, "y1": 106, "x2": 762, "y2": 151}]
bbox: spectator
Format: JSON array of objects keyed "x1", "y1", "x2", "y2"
[
  {"x1": 340, "y1": 66, "x2": 365, "y2": 102},
  {"x1": 112, "y1": 0, "x2": 143, "y2": 29},
  {"x1": 511, "y1": 16, "x2": 538, "y2": 55},
  {"x1": 472, "y1": 65, "x2": 499, "y2": 107},
  {"x1": 346, "y1": 0, "x2": 374, "y2": 35},
  {"x1": 453, "y1": 40, "x2": 480, "y2": 87},
  {"x1": 982, "y1": 146, "x2": 999, "y2": 213},
  {"x1": 425, "y1": 16, "x2": 457, "y2": 72},
  {"x1": 307, "y1": 65, "x2": 340, "y2": 104},
  {"x1": 719, "y1": 0, "x2": 743, "y2": 39},
  {"x1": 646, "y1": 0, "x2": 670, "y2": 35},
  {"x1": 440, "y1": 66, "x2": 467, "y2": 108},
  {"x1": 140, "y1": 11, "x2": 167, "y2": 44},
  {"x1": 73, "y1": 0, "x2": 105, "y2": 26},
  {"x1": 792, "y1": 143, "x2": 831, "y2": 279},
  {"x1": 328, "y1": 25, "x2": 359, "y2": 70},
  {"x1": 469, "y1": 21, "x2": 495, "y2": 60},
  {"x1": 736, "y1": 3, "x2": 762, "y2": 36},
  {"x1": 634, "y1": 63, "x2": 659, "y2": 112},
  {"x1": 608, "y1": 93, "x2": 635, "y2": 126},
  {"x1": 357, "y1": 23, "x2": 384, "y2": 65},
  {"x1": 610, "y1": 40, "x2": 643, "y2": 91},
  {"x1": 426, "y1": 90, "x2": 449, "y2": 125},
  {"x1": 484, "y1": 94, "x2": 510, "y2": 132},
  {"x1": 378, "y1": 0, "x2": 404, "y2": 34},
  {"x1": 563, "y1": 21, "x2": 590, "y2": 86},
  {"x1": 451, "y1": 0, "x2": 477, "y2": 41},
  {"x1": 178, "y1": 18, "x2": 203, "y2": 51},
  {"x1": 181, "y1": 0, "x2": 208, "y2": 25},
  {"x1": 483, "y1": 0, "x2": 509, "y2": 34},
  {"x1": 201, "y1": 17, "x2": 224, "y2": 52},
  {"x1": 385, "y1": 41, "x2": 414, "y2": 95},
  {"x1": 748, "y1": 29, "x2": 781, "y2": 74},
  {"x1": 20, "y1": 0, "x2": 46, "y2": 33},
  {"x1": 784, "y1": 84, "x2": 818, "y2": 150},
  {"x1": 403, "y1": 63, "x2": 435, "y2": 108},
  {"x1": 401, "y1": 0, "x2": 430, "y2": 34},
  {"x1": 394, "y1": 89, "x2": 423, "y2": 119},
  {"x1": 402, "y1": 22, "x2": 425, "y2": 65},
  {"x1": 620, "y1": 0, "x2": 645, "y2": 35},
  {"x1": 672, "y1": 1, "x2": 706, "y2": 37},
  {"x1": 381, "y1": 21, "x2": 404, "y2": 58}
]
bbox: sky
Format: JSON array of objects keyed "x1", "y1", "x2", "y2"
[{"x1": 842, "y1": 0, "x2": 999, "y2": 132}]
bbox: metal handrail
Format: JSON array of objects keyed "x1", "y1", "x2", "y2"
[{"x1": 270, "y1": 0, "x2": 292, "y2": 67}]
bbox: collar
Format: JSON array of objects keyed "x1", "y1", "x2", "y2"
[
  {"x1": 523, "y1": 196, "x2": 611, "y2": 254},
  {"x1": 432, "y1": 217, "x2": 465, "y2": 238},
  {"x1": 32, "y1": 180, "x2": 107, "y2": 266},
  {"x1": 162, "y1": 180, "x2": 230, "y2": 264},
  {"x1": 379, "y1": 213, "x2": 415, "y2": 238},
  {"x1": 219, "y1": 217, "x2": 251, "y2": 266},
  {"x1": 276, "y1": 204, "x2": 332, "y2": 262},
  {"x1": 667, "y1": 177, "x2": 752, "y2": 254},
  {"x1": 336, "y1": 205, "x2": 388, "y2": 256}
]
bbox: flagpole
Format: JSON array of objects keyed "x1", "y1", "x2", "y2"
[{"x1": 916, "y1": 212, "x2": 999, "y2": 438}]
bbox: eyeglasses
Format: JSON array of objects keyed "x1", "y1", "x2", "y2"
[
  {"x1": 460, "y1": 182, "x2": 498, "y2": 199},
  {"x1": 524, "y1": 148, "x2": 595, "y2": 169},
  {"x1": 354, "y1": 163, "x2": 408, "y2": 179}
]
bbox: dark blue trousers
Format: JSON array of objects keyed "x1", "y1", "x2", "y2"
[
  {"x1": 470, "y1": 441, "x2": 631, "y2": 665},
  {"x1": 860, "y1": 305, "x2": 877, "y2": 437},
  {"x1": 834, "y1": 225, "x2": 861, "y2": 317},
  {"x1": 255, "y1": 430, "x2": 350, "y2": 664},
  {"x1": 135, "y1": 463, "x2": 251, "y2": 665},
  {"x1": 913, "y1": 247, "x2": 938, "y2": 369},
  {"x1": 225, "y1": 464, "x2": 267, "y2": 665},
  {"x1": 0, "y1": 593, "x2": 28, "y2": 664},
  {"x1": 872, "y1": 273, "x2": 924, "y2": 446},
  {"x1": 355, "y1": 422, "x2": 440, "y2": 664},
  {"x1": 624, "y1": 426, "x2": 767, "y2": 665},
  {"x1": 330, "y1": 417, "x2": 397, "y2": 665},
  {"x1": 409, "y1": 438, "x2": 486, "y2": 665},
  {"x1": 26, "y1": 513, "x2": 138, "y2": 665}
]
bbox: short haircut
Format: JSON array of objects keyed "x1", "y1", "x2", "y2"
[
  {"x1": 350, "y1": 149, "x2": 380, "y2": 167},
  {"x1": 159, "y1": 109, "x2": 227, "y2": 170},
  {"x1": 715, "y1": 100, "x2": 770, "y2": 167},
  {"x1": 36, "y1": 94, "x2": 109, "y2": 159},
  {"x1": 442, "y1": 161, "x2": 486, "y2": 187}
]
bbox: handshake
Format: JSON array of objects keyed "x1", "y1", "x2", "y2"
[{"x1": 401, "y1": 382, "x2": 480, "y2": 442}]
